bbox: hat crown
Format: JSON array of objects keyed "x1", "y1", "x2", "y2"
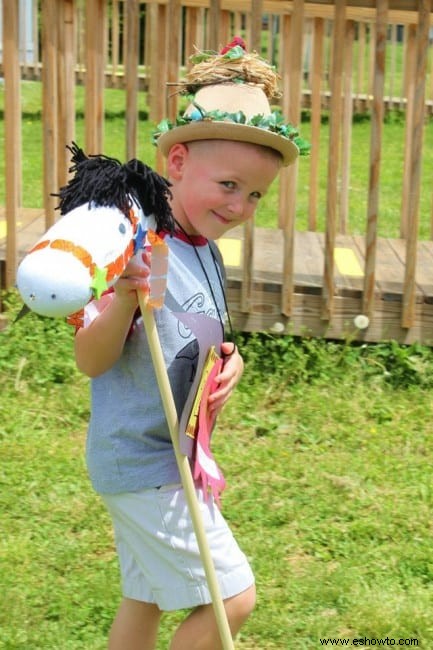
[{"x1": 185, "y1": 83, "x2": 271, "y2": 121}]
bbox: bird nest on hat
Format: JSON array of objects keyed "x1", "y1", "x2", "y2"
[
  {"x1": 183, "y1": 43, "x2": 281, "y2": 100},
  {"x1": 153, "y1": 38, "x2": 311, "y2": 162}
]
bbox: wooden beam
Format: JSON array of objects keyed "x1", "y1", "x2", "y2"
[
  {"x1": 41, "y1": 0, "x2": 58, "y2": 228},
  {"x1": 125, "y1": 0, "x2": 139, "y2": 160},
  {"x1": 402, "y1": 0, "x2": 430, "y2": 328},
  {"x1": 322, "y1": 0, "x2": 346, "y2": 320},
  {"x1": 308, "y1": 17, "x2": 324, "y2": 231},
  {"x1": 280, "y1": 0, "x2": 304, "y2": 316},
  {"x1": 57, "y1": 0, "x2": 76, "y2": 189},
  {"x1": 363, "y1": 0, "x2": 388, "y2": 319},
  {"x1": 2, "y1": 0, "x2": 21, "y2": 288},
  {"x1": 85, "y1": 0, "x2": 106, "y2": 154}
]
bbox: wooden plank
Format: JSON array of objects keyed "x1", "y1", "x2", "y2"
[
  {"x1": 125, "y1": 0, "x2": 139, "y2": 160},
  {"x1": 400, "y1": 24, "x2": 416, "y2": 238},
  {"x1": 402, "y1": 0, "x2": 430, "y2": 328},
  {"x1": 250, "y1": 0, "x2": 263, "y2": 51},
  {"x1": 110, "y1": 0, "x2": 120, "y2": 85},
  {"x1": 239, "y1": 0, "x2": 264, "y2": 313},
  {"x1": 363, "y1": 0, "x2": 388, "y2": 318},
  {"x1": 85, "y1": 0, "x2": 106, "y2": 154},
  {"x1": 227, "y1": 285, "x2": 433, "y2": 346},
  {"x1": 280, "y1": 0, "x2": 304, "y2": 316},
  {"x1": 293, "y1": 231, "x2": 324, "y2": 291},
  {"x1": 2, "y1": 0, "x2": 21, "y2": 287},
  {"x1": 351, "y1": 234, "x2": 407, "y2": 300},
  {"x1": 308, "y1": 17, "x2": 324, "y2": 231},
  {"x1": 57, "y1": 0, "x2": 76, "y2": 189},
  {"x1": 240, "y1": 220, "x2": 254, "y2": 312},
  {"x1": 322, "y1": 0, "x2": 346, "y2": 319},
  {"x1": 355, "y1": 20, "x2": 366, "y2": 110},
  {"x1": 417, "y1": 242, "x2": 433, "y2": 302},
  {"x1": 41, "y1": 0, "x2": 58, "y2": 228},
  {"x1": 208, "y1": 0, "x2": 220, "y2": 50},
  {"x1": 389, "y1": 238, "x2": 433, "y2": 303},
  {"x1": 339, "y1": 19, "x2": 355, "y2": 233},
  {"x1": 167, "y1": 0, "x2": 182, "y2": 121},
  {"x1": 334, "y1": 234, "x2": 364, "y2": 296}
]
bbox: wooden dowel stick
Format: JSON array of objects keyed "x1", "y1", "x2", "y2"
[{"x1": 138, "y1": 294, "x2": 235, "y2": 650}]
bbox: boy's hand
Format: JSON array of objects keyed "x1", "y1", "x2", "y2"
[
  {"x1": 114, "y1": 251, "x2": 151, "y2": 309},
  {"x1": 208, "y1": 342, "x2": 244, "y2": 415}
]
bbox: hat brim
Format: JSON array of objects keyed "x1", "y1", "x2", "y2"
[{"x1": 157, "y1": 121, "x2": 299, "y2": 167}]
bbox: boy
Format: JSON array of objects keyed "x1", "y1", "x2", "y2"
[{"x1": 75, "y1": 41, "x2": 302, "y2": 650}]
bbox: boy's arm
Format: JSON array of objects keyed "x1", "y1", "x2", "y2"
[{"x1": 75, "y1": 253, "x2": 150, "y2": 377}]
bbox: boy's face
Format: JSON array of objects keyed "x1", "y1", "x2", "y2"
[{"x1": 166, "y1": 140, "x2": 282, "y2": 240}]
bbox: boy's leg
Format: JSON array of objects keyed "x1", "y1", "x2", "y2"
[
  {"x1": 108, "y1": 597, "x2": 162, "y2": 650},
  {"x1": 169, "y1": 584, "x2": 256, "y2": 650}
]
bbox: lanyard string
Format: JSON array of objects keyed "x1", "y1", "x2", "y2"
[{"x1": 173, "y1": 219, "x2": 237, "y2": 356}]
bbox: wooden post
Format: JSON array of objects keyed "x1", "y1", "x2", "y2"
[
  {"x1": 111, "y1": 0, "x2": 120, "y2": 86},
  {"x1": 3, "y1": 0, "x2": 21, "y2": 288},
  {"x1": 363, "y1": 0, "x2": 388, "y2": 320},
  {"x1": 308, "y1": 17, "x2": 324, "y2": 231},
  {"x1": 85, "y1": 0, "x2": 106, "y2": 154},
  {"x1": 402, "y1": 0, "x2": 430, "y2": 329},
  {"x1": 339, "y1": 19, "x2": 355, "y2": 234},
  {"x1": 153, "y1": 4, "x2": 168, "y2": 175},
  {"x1": 208, "y1": 0, "x2": 221, "y2": 51},
  {"x1": 167, "y1": 0, "x2": 182, "y2": 122},
  {"x1": 280, "y1": 0, "x2": 304, "y2": 317},
  {"x1": 387, "y1": 23, "x2": 397, "y2": 110},
  {"x1": 57, "y1": 0, "x2": 76, "y2": 189},
  {"x1": 41, "y1": 0, "x2": 58, "y2": 228},
  {"x1": 400, "y1": 24, "x2": 417, "y2": 239},
  {"x1": 125, "y1": 0, "x2": 139, "y2": 160},
  {"x1": 355, "y1": 21, "x2": 366, "y2": 112},
  {"x1": 240, "y1": 0, "x2": 263, "y2": 314},
  {"x1": 321, "y1": 0, "x2": 346, "y2": 321},
  {"x1": 219, "y1": 9, "x2": 231, "y2": 47}
]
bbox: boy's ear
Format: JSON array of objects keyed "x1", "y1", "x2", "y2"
[{"x1": 166, "y1": 143, "x2": 189, "y2": 179}]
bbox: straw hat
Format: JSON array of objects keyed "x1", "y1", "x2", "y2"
[{"x1": 154, "y1": 40, "x2": 309, "y2": 167}]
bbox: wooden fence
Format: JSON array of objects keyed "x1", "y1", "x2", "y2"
[{"x1": 1, "y1": 1, "x2": 433, "y2": 343}]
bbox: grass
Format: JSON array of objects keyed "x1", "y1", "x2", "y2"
[{"x1": 2, "y1": 294, "x2": 433, "y2": 648}]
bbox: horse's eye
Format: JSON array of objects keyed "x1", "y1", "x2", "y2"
[
  {"x1": 51, "y1": 294, "x2": 57, "y2": 300},
  {"x1": 119, "y1": 223, "x2": 127, "y2": 234}
]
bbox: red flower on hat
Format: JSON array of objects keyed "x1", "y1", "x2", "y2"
[{"x1": 220, "y1": 36, "x2": 246, "y2": 55}]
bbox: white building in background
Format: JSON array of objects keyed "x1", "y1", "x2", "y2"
[{"x1": 0, "y1": 0, "x2": 36, "y2": 65}]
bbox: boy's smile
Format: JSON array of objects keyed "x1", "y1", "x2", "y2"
[{"x1": 167, "y1": 140, "x2": 282, "y2": 240}]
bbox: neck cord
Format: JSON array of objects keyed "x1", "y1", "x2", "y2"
[{"x1": 173, "y1": 219, "x2": 237, "y2": 355}]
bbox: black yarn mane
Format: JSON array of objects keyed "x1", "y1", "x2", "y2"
[{"x1": 55, "y1": 142, "x2": 174, "y2": 233}]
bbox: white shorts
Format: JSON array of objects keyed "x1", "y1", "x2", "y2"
[{"x1": 102, "y1": 484, "x2": 255, "y2": 611}]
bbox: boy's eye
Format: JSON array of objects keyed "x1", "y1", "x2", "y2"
[
  {"x1": 221, "y1": 181, "x2": 236, "y2": 190},
  {"x1": 250, "y1": 191, "x2": 262, "y2": 200}
]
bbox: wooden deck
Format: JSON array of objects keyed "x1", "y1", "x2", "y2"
[{"x1": 2, "y1": 208, "x2": 433, "y2": 345}]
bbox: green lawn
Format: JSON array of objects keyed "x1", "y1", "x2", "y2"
[{"x1": 2, "y1": 298, "x2": 433, "y2": 648}]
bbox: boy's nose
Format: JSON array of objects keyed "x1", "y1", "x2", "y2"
[{"x1": 227, "y1": 195, "x2": 246, "y2": 217}]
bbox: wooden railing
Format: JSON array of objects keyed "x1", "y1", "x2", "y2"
[{"x1": 1, "y1": 0, "x2": 433, "y2": 337}]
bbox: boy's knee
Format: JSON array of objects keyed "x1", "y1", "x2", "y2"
[{"x1": 226, "y1": 583, "x2": 256, "y2": 629}]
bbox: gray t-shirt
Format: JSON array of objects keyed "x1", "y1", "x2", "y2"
[{"x1": 86, "y1": 232, "x2": 226, "y2": 494}]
